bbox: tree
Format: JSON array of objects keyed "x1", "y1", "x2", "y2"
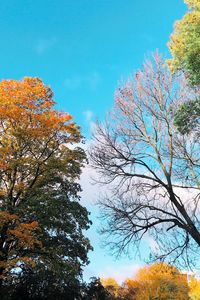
[
  {"x1": 189, "y1": 276, "x2": 200, "y2": 300},
  {"x1": 167, "y1": 0, "x2": 200, "y2": 86},
  {"x1": 101, "y1": 277, "x2": 122, "y2": 299},
  {"x1": 0, "y1": 77, "x2": 92, "y2": 298},
  {"x1": 99, "y1": 264, "x2": 189, "y2": 300},
  {"x1": 90, "y1": 53, "x2": 200, "y2": 267},
  {"x1": 124, "y1": 263, "x2": 189, "y2": 300},
  {"x1": 173, "y1": 98, "x2": 200, "y2": 135},
  {"x1": 85, "y1": 277, "x2": 110, "y2": 300},
  {"x1": 122, "y1": 278, "x2": 139, "y2": 300},
  {"x1": 168, "y1": 0, "x2": 200, "y2": 135}
]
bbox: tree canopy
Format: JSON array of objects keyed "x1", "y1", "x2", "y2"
[
  {"x1": 168, "y1": 0, "x2": 200, "y2": 86},
  {"x1": 167, "y1": 0, "x2": 200, "y2": 135},
  {"x1": 125, "y1": 263, "x2": 189, "y2": 300},
  {"x1": 100, "y1": 263, "x2": 189, "y2": 300},
  {"x1": 173, "y1": 97, "x2": 200, "y2": 135},
  {"x1": 0, "y1": 77, "x2": 92, "y2": 299}
]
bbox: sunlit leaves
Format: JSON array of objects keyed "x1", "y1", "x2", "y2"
[
  {"x1": 189, "y1": 277, "x2": 200, "y2": 300},
  {"x1": 0, "y1": 211, "x2": 41, "y2": 279},
  {"x1": 168, "y1": 0, "x2": 200, "y2": 85},
  {"x1": 101, "y1": 263, "x2": 189, "y2": 300},
  {"x1": 0, "y1": 77, "x2": 83, "y2": 208}
]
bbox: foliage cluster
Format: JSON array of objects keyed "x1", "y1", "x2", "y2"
[
  {"x1": 168, "y1": 0, "x2": 200, "y2": 86},
  {"x1": 99, "y1": 263, "x2": 198, "y2": 300}
]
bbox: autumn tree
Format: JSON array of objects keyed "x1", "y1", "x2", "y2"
[
  {"x1": 0, "y1": 77, "x2": 91, "y2": 298},
  {"x1": 101, "y1": 277, "x2": 122, "y2": 299},
  {"x1": 122, "y1": 278, "x2": 139, "y2": 300},
  {"x1": 90, "y1": 53, "x2": 200, "y2": 267},
  {"x1": 99, "y1": 263, "x2": 190, "y2": 300},
  {"x1": 124, "y1": 263, "x2": 189, "y2": 300},
  {"x1": 189, "y1": 276, "x2": 200, "y2": 300}
]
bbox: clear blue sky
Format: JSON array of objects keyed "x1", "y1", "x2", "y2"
[{"x1": 0, "y1": 0, "x2": 186, "y2": 282}]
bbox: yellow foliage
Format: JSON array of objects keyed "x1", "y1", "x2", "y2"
[
  {"x1": 125, "y1": 263, "x2": 189, "y2": 300},
  {"x1": 100, "y1": 264, "x2": 192, "y2": 299},
  {"x1": 101, "y1": 277, "x2": 119, "y2": 287},
  {"x1": 101, "y1": 277, "x2": 121, "y2": 297},
  {"x1": 167, "y1": 0, "x2": 200, "y2": 85},
  {"x1": 189, "y1": 277, "x2": 200, "y2": 300},
  {"x1": 185, "y1": 0, "x2": 200, "y2": 9}
]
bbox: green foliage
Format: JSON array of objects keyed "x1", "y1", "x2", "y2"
[
  {"x1": 3, "y1": 265, "x2": 84, "y2": 300},
  {"x1": 174, "y1": 97, "x2": 200, "y2": 134},
  {"x1": 168, "y1": 1, "x2": 200, "y2": 134},
  {"x1": 85, "y1": 277, "x2": 110, "y2": 300},
  {"x1": 8, "y1": 181, "x2": 92, "y2": 299},
  {"x1": 168, "y1": 0, "x2": 200, "y2": 86}
]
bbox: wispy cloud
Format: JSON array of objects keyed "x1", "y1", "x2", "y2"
[
  {"x1": 82, "y1": 110, "x2": 96, "y2": 133},
  {"x1": 83, "y1": 110, "x2": 94, "y2": 123},
  {"x1": 64, "y1": 71, "x2": 101, "y2": 90},
  {"x1": 35, "y1": 37, "x2": 57, "y2": 55}
]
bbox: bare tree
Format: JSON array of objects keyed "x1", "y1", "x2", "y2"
[{"x1": 90, "y1": 53, "x2": 200, "y2": 268}]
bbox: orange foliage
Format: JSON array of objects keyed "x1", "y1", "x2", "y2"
[
  {"x1": 0, "y1": 77, "x2": 81, "y2": 207},
  {"x1": 0, "y1": 211, "x2": 41, "y2": 279}
]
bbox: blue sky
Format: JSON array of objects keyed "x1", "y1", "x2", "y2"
[{"x1": 0, "y1": 0, "x2": 187, "y2": 282}]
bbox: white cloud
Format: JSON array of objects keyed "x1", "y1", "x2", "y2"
[
  {"x1": 79, "y1": 164, "x2": 100, "y2": 206},
  {"x1": 98, "y1": 263, "x2": 141, "y2": 284},
  {"x1": 35, "y1": 38, "x2": 57, "y2": 55},
  {"x1": 82, "y1": 110, "x2": 97, "y2": 134},
  {"x1": 64, "y1": 71, "x2": 101, "y2": 90}
]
